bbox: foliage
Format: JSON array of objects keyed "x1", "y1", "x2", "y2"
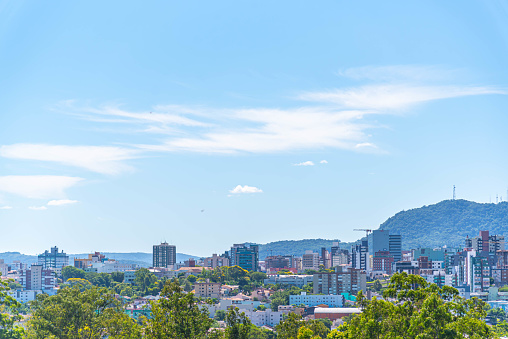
[
  {"x1": 7, "y1": 282, "x2": 22, "y2": 290},
  {"x1": 328, "y1": 272, "x2": 494, "y2": 339},
  {"x1": 144, "y1": 279, "x2": 212, "y2": 339},
  {"x1": 488, "y1": 307, "x2": 506, "y2": 325},
  {"x1": 224, "y1": 307, "x2": 251, "y2": 339},
  {"x1": 215, "y1": 309, "x2": 227, "y2": 321},
  {"x1": 372, "y1": 279, "x2": 382, "y2": 292},
  {"x1": 111, "y1": 271, "x2": 125, "y2": 283},
  {"x1": 270, "y1": 286, "x2": 307, "y2": 311},
  {"x1": 379, "y1": 199, "x2": 508, "y2": 249},
  {"x1": 0, "y1": 275, "x2": 25, "y2": 338},
  {"x1": 248, "y1": 325, "x2": 276, "y2": 339},
  {"x1": 25, "y1": 285, "x2": 141, "y2": 339},
  {"x1": 275, "y1": 313, "x2": 329, "y2": 339},
  {"x1": 62, "y1": 266, "x2": 86, "y2": 281}
]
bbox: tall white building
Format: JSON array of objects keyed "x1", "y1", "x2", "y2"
[
  {"x1": 302, "y1": 251, "x2": 319, "y2": 271},
  {"x1": 19, "y1": 265, "x2": 56, "y2": 291},
  {"x1": 289, "y1": 292, "x2": 344, "y2": 308},
  {"x1": 0, "y1": 259, "x2": 8, "y2": 277}
]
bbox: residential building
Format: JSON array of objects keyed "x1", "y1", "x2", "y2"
[
  {"x1": 372, "y1": 251, "x2": 394, "y2": 275},
  {"x1": 314, "y1": 308, "x2": 362, "y2": 321},
  {"x1": 243, "y1": 309, "x2": 284, "y2": 327},
  {"x1": 153, "y1": 242, "x2": 177, "y2": 268},
  {"x1": 203, "y1": 254, "x2": 230, "y2": 269},
  {"x1": 0, "y1": 259, "x2": 8, "y2": 277},
  {"x1": 194, "y1": 280, "x2": 221, "y2": 299},
  {"x1": 351, "y1": 238, "x2": 368, "y2": 271},
  {"x1": 265, "y1": 255, "x2": 292, "y2": 270},
  {"x1": 19, "y1": 265, "x2": 56, "y2": 291},
  {"x1": 229, "y1": 243, "x2": 259, "y2": 272},
  {"x1": 289, "y1": 292, "x2": 344, "y2": 308},
  {"x1": 38, "y1": 246, "x2": 69, "y2": 275},
  {"x1": 302, "y1": 251, "x2": 319, "y2": 271},
  {"x1": 320, "y1": 248, "x2": 331, "y2": 269},
  {"x1": 74, "y1": 252, "x2": 107, "y2": 269},
  {"x1": 465, "y1": 231, "x2": 505, "y2": 254},
  {"x1": 263, "y1": 274, "x2": 313, "y2": 287},
  {"x1": 124, "y1": 270, "x2": 137, "y2": 284},
  {"x1": 313, "y1": 267, "x2": 367, "y2": 295}
]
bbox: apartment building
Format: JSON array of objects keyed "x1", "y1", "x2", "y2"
[
  {"x1": 153, "y1": 242, "x2": 177, "y2": 268},
  {"x1": 19, "y1": 265, "x2": 56, "y2": 291},
  {"x1": 38, "y1": 246, "x2": 69, "y2": 276},
  {"x1": 194, "y1": 280, "x2": 221, "y2": 299},
  {"x1": 313, "y1": 267, "x2": 366, "y2": 295},
  {"x1": 302, "y1": 251, "x2": 319, "y2": 271},
  {"x1": 289, "y1": 292, "x2": 344, "y2": 307}
]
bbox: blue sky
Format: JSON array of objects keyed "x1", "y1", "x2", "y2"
[{"x1": 1, "y1": 1, "x2": 508, "y2": 256}]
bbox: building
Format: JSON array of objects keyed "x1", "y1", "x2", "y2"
[
  {"x1": 351, "y1": 238, "x2": 368, "y2": 270},
  {"x1": 265, "y1": 255, "x2": 292, "y2": 270},
  {"x1": 289, "y1": 292, "x2": 344, "y2": 307},
  {"x1": 124, "y1": 270, "x2": 137, "y2": 284},
  {"x1": 38, "y1": 246, "x2": 69, "y2": 276},
  {"x1": 19, "y1": 265, "x2": 56, "y2": 291},
  {"x1": 302, "y1": 251, "x2": 319, "y2": 271},
  {"x1": 0, "y1": 259, "x2": 8, "y2": 277},
  {"x1": 243, "y1": 309, "x2": 284, "y2": 327},
  {"x1": 320, "y1": 248, "x2": 331, "y2": 269},
  {"x1": 203, "y1": 254, "x2": 230, "y2": 269},
  {"x1": 194, "y1": 280, "x2": 221, "y2": 299},
  {"x1": 314, "y1": 308, "x2": 362, "y2": 321},
  {"x1": 465, "y1": 231, "x2": 505, "y2": 254},
  {"x1": 229, "y1": 243, "x2": 259, "y2": 272},
  {"x1": 313, "y1": 267, "x2": 367, "y2": 295},
  {"x1": 389, "y1": 234, "x2": 402, "y2": 263},
  {"x1": 263, "y1": 274, "x2": 313, "y2": 287},
  {"x1": 74, "y1": 252, "x2": 107, "y2": 269},
  {"x1": 372, "y1": 251, "x2": 394, "y2": 275},
  {"x1": 153, "y1": 242, "x2": 177, "y2": 268}
]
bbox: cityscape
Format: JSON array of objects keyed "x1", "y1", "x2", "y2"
[{"x1": 1, "y1": 0, "x2": 508, "y2": 338}]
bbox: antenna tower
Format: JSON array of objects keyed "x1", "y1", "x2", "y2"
[{"x1": 453, "y1": 185, "x2": 456, "y2": 200}]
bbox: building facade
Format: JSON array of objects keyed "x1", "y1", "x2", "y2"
[
  {"x1": 38, "y1": 247, "x2": 69, "y2": 276},
  {"x1": 153, "y1": 242, "x2": 177, "y2": 268}
]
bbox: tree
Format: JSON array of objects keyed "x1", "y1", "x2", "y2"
[
  {"x1": 275, "y1": 313, "x2": 329, "y2": 339},
  {"x1": 111, "y1": 271, "x2": 125, "y2": 283},
  {"x1": 372, "y1": 279, "x2": 382, "y2": 292},
  {"x1": 134, "y1": 268, "x2": 157, "y2": 295},
  {"x1": 25, "y1": 285, "x2": 141, "y2": 339},
  {"x1": 249, "y1": 272, "x2": 267, "y2": 283},
  {"x1": 145, "y1": 279, "x2": 212, "y2": 339},
  {"x1": 328, "y1": 272, "x2": 494, "y2": 339},
  {"x1": 0, "y1": 275, "x2": 25, "y2": 338},
  {"x1": 188, "y1": 275, "x2": 197, "y2": 283},
  {"x1": 61, "y1": 266, "x2": 85, "y2": 281},
  {"x1": 224, "y1": 307, "x2": 251, "y2": 339},
  {"x1": 215, "y1": 310, "x2": 227, "y2": 321}
]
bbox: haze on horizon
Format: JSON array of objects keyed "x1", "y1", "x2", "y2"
[{"x1": 1, "y1": 1, "x2": 507, "y2": 257}]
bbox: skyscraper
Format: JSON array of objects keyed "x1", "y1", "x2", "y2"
[
  {"x1": 153, "y1": 242, "x2": 177, "y2": 268},
  {"x1": 38, "y1": 246, "x2": 69, "y2": 275},
  {"x1": 229, "y1": 243, "x2": 259, "y2": 272}
]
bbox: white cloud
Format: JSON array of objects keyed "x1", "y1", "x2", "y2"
[
  {"x1": 320, "y1": 160, "x2": 328, "y2": 164},
  {"x1": 47, "y1": 199, "x2": 79, "y2": 206},
  {"x1": 0, "y1": 176, "x2": 83, "y2": 199},
  {"x1": 29, "y1": 206, "x2": 47, "y2": 211},
  {"x1": 0, "y1": 144, "x2": 138, "y2": 175},
  {"x1": 0, "y1": 206, "x2": 13, "y2": 210},
  {"x1": 229, "y1": 185, "x2": 263, "y2": 194},
  {"x1": 355, "y1": 142, "x2": 378, "y2": 149},
  {"x1": 299, "y1": 84, "x2": 506, "y2": 111},
  {"x1": 337, "y1": 65, "x2": 459, "y2": 82},
  {"x1": 294, "y1": 161, "x2": 315, "y2": 166}
]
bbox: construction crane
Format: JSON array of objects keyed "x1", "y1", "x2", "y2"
[{"x1": 354, "y1": 229, "x2": 372, "y2": 238}]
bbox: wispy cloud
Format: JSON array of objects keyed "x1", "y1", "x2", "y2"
[
  {"x1": 0, "y1": 176, "x2": 83, "y2": 199},
  {"x1": 0, "y1": 144, "x2": 139, "y2": 175},
  {"x1": 320, "y1": 160, "x2": 328, "y2": 164},
  {"x1": 294, "y1": 161, "x2": 315, "y2": 166},
  {"x1": 0, "y1": 206, "x2": 13, "y2": 210},
  {"x1": 299, "y1": 84, "x2": 506, "y2": 111},
  {"x1": 229, "y1": 185, "x2": 263, "y2": 194},
  {"x1": 64, "y1": 66, "x2": 505, "y2": 155},
  {"x1": 29, "y1": 206, "x2": 47, "y2": 211},
  {"x1": 47, "y1": 199, "x2": 79, "y2": 206}
]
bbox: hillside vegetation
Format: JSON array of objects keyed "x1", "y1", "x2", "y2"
[{"x1": 379, "y1": 199, "x2": 508, "y2": 250}]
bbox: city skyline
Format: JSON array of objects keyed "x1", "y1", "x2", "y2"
[{"x1": 1, "y1": 1, "x2": 508, "y2": 256}]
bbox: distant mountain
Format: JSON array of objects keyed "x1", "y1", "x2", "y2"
[
  {"x1": 258, "y1": 239, "x2": 350, "y2": 260},
  {"x1": 379, "y1": 199, "x2": 508, "y2": 250},
  {"x1": 0, "y1": 252, "x2": 199, "y2": 267}
]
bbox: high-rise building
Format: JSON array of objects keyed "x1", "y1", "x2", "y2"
[
  {"x1": 465, "y1": 231, "x2": 505, "y2": 254},
  {"x1": 38, "y1": 247, "x2": 69, "y2": 276},
  {"x1": 389, "y1": 234, "x2": 402, "y2": 263},
  {"x1": 302, "y1": 251, "x2": 319, "y2": 271},
  {"x1": 153, "y1": 242, "x2": 177, "y2": 268},
  {"x1": 19, "y1": 265, "x2": 56, "y2": 291},
  {"x1": 313, "y1": 266, "x2": 366, "y2": 295},
  {"x1": 203, "y1": 254, "x2": 230, "y2": 269},
  {"x1": 351, "y1": 238, "x2": 368, "y2": 270},
  {"x1": 229, "y1": 243, "x2": 259, "y2": 272},
  {"x1": 265, "y1": 255, "x2": 292, "y2": 269}
]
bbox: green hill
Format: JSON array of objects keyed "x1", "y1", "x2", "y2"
[
  {"x1": 258, "y1": 239, "x2": 350, "y2": 260},
  {"x1": 379, "y1": 199, "x2": 508, "y2": 250}
]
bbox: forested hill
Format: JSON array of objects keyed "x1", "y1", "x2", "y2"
[
  {"x1": 258, "y1": 239, "x2": 350, "y2": 260},
  {"x1": 379, "y1": 199, "x2": 508, "y2": 250}
]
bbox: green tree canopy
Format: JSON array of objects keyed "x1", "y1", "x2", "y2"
[
  {"x1": 0, "y1": 275, "x2": 25, "y2": 338},
  {"x1": 328, "y1": 272, "x2": 494, "y2": 339},
  {"x1": 26, "y1": 285, "x2": 141, "y2": 339},
  {"x1": 61, "y1": 266, "x2": 85, "y2": 281},
  {"x1": 145, "y1": 279, "x2": 212, "y2": 339}
]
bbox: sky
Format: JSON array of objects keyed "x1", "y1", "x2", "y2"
[{"x1": 1, "y1": 1, "x2": 508, "y2": 256}]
